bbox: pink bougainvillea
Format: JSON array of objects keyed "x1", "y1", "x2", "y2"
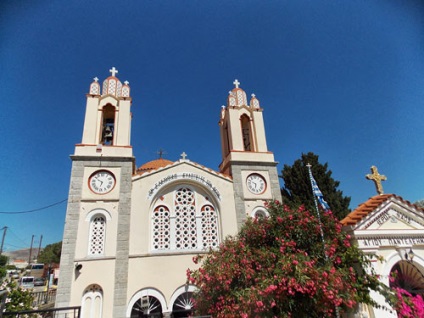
[{"x1": 188, "y1": 201, "x2": 381, "y2": 317}]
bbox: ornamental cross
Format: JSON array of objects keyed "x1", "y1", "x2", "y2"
[
  {"x1": 93, "y1": 77, "x2": 99, "y2": 82},
  {"x1": 157, "y1": 148, "x2": 167, "y2": 159},
  {"x1": 124, "y1": 80, "x2": 129, "y2": 85},
  {"x1": 366, "y1": 165, "x2": 387, "y2": 195},
  {"x1": 109, "y1": 67, "x2": 118, "y2": 77},
  {"x1": 180, "y1": 152, "x2": 187, "y2": 160},
  {"x1": 233, "y1": 79, "x2": 240, "y2": 88}
]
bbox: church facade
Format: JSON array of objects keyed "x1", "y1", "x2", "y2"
[
  {"x1": 55, "y1": 68, "x2": 282, "y2": 318},
  {"x1": 342, "y1": 191, "x2": 424, "y2": 317}
]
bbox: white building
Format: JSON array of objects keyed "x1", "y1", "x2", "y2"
[
  {"x1": 55, "y1": 68, "x2": 282, "y2": 318},
  {"x1": 342, "y1": 193, "x2": 424, "y2": 317}
]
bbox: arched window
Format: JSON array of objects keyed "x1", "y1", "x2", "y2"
[
  {"x1": 175, "y1": 188, "x2": 197, "y2": 250},
  {"x1": 151, "y1": 186, "x2": 219, "y2": 252},
  {"x1": 89, "y1": 215, "x2": 106, "y2": 255},
  {"x1": 250, "y1": 207, "x2": 269, "y2": 219},
  {"x1": 152, "y1": 206, "x2": 171, "y2": 250},
  {"x1": 81, "y1": 284, "x2": 103, "y2": 318},
  {"x1": 101, "y1": 105, "x2": 115, "y2": 145},
  {"x1": 240, "y1": 115, "x2": 253, "y2": 151},
  {"x1": 201, "y1": 205, "x2": 218, "y2": 249}
]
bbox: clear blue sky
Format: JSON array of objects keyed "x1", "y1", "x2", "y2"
[{"x1": 1, "y1": 1, "x2": 423, "y2": 252}]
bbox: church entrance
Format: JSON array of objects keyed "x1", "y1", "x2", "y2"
[
  {"x1": 171, "y1": 292, "x2": 194, "y2": 318},
  {"x1": 389, "y1": 260, "x2": 424, "y2": 296},
  {"x1": 130, "y1": 296, "x2": 163, "y2": 318}
]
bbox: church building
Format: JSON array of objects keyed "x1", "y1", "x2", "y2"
[
  {"x1": 55, "y1": 68, "x2": 282, "y2": 318},
  {"x1": 342, "y1": 167, "x2": 424, "y2": 317}
]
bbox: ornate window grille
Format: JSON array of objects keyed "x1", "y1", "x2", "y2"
[{"x1": 89, "y1": 216, "x2": 106, "y2": 255}]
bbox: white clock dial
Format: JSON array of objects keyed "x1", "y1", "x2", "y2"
[
  {"x1": 89, "y1": 170, "x2": 115, "y2": 194},
  {"x1": 246, "y1": 174, "x2": 266, "y2": 194}
]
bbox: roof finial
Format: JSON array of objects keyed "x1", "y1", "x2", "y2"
[
  {"x1": 366, "y1": 165, "x2": 387, "y2": 195},
  {"x1": 180, "y1": 152, "x2": 187, "y2": 160},
  {"x1": 233, "y1": 79, "x2": 240, "y2": 89},
  {"x1": 156, "y1": 149, "x2": 167, "y2": 159},
  {"x1": 124, "y1": 80, "x2": 129, "y2": 85},
  {"x1": 109, "y1": 67, "x2": 118, "y2": 77},
  {"x1": 93, "y1": 77, "x2": 99, "y2": 82}
]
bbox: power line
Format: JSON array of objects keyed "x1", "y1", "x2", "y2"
[{"x1": 0, "y1": 198, "x2": 68, "y2": 214}]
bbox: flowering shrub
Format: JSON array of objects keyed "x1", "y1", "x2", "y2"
[
  {"x1": 188, "y1": 201, "x2": 381, "y2": 317},
  {"x1": 0, "y1": 280, "x2": 35, "y2": 313},
  {"x1": 391, "y1": 288, "x2": 424, "y2": 318}
]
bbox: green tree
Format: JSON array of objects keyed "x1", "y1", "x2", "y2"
[
  {"x1": 37, "y1": 241, "x2": 62, "y2": 264},
  {"x1": 414, "y1": 199, "x2": 424, "y2": 208},
  {"x1": 280, "y1": 152, "x2": 351, "y2": 220},
  {"x1": 188, "y1": 201, "x2": 381, "y2": 317},
  {"x1": 0, "y1": 254, "x2": 8, "y2": 267}
]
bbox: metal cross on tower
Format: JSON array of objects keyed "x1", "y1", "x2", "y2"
[{"x1": 366, "y1": 165, "x2": 387, "y2": 195}]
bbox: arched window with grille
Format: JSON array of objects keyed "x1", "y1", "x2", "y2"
[
  {"x1": 89, "y1": 215, "x2": 106, "y2": 256},
  {"x1": 152, "y1": 206, "x2": 171, "y2": 250},
  {"x1": 151, "y1": 186, "x2": 219, "y2": 252},
  {"x1": 200, "y1": 205, "x2": 218, "y2": 249}
]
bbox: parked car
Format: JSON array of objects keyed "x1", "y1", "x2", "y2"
[
  {"x1": 34, "y1": 278, "x2": 45, "y2": 286},
  {"x1": 19, "y1": 276, "x2": 35, "y2": 288}
]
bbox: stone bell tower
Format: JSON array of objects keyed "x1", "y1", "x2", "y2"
[
  {"x1": 219, "y1": 79, "x2": 281, "y2": 229},
  {"x1": 56, "y1": 67, "x2": 134, "y2": 318}
]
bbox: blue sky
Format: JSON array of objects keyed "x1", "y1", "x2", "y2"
[{"x1": 1, "y1": 1, "x2": 423, "y2": 252}]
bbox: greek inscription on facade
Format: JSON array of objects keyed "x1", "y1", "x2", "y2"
[
  {"x1": 361, "y1": 237, "x2": 424, "y2": 247},
  {"x1": 148, "y1": 173, "x2": 221, "y2": 201}
]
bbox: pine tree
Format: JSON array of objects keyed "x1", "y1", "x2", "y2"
[{"x1": 280, "y1": 152, "x2": 351, "y2": 220}]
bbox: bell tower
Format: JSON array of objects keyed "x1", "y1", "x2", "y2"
[
  {"x1": 56, "y1": 68, "x2": 134, "y2": 318},
  {"x1": 219, "y1": 80, "x2": 281, "y2": 229},
  {"x1": 77, "y1": 66, "x2": 133, "y2": 157}
]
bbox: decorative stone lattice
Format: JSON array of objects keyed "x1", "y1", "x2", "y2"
[
  {"x1": 152, "y1": 206, "x2": 171, "y2": 250},
  {"x1": 89, "y1": 216, "x2": 105, "y2": 255},
  {"x1": 108, "y1": 79, "x2": 117, "y2": 95},
  {"x1": 236, "y1": 89, "x2": 247, "y2": 106},
  {"x1": 228, "y1": 93, "x2": 236, "y2": 107},
  {"x1": 89, "y1": 82, "x2": 100, "y2": 95},
  {"x1": 175, "y1": 188, "x2": 197, "y2": 250},
  {"x1": 84, "y1": 284, "x2": 103, "y2": 294},
  {"x1": 116, "y1": 81, "x2": 122, "y2": 97},
  {"x1": 122, "y1": 85, "x2": 130, "y2": 97},
  {"x1": 201, "y1": 205, "x2": 218, "y2": 249}
]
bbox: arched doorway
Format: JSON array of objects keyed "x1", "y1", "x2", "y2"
[
  {"x1": 171, "y1": 292, "x2": 194, "y2": 318},
  {"x1": 390, "y1": 260, "x2": 424, "y2": 296},
  {"x1": 130, "y1": 296, "x2": 163, "y2": 318}
]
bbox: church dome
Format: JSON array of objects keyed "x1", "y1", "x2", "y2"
[
  {"x1": 227, "y1": 79, "x2": 247, "y2": 107},
  {"x1": 136, "y1": 158, "x2": 174, "y2": 174}
]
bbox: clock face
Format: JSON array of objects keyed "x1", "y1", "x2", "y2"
[
  {"x1": 246, "y1": 173, "x2": 266, "y2": 194},
  {"x1": 89, "y1": 170, "x2": 115, "y2": 194}
]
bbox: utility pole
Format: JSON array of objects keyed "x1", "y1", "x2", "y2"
[
  {"x1": 0, "y1": 226, "x2": 7, "y2": 255},
  {"x1": 28, "y1": 235, "x2": 35, "y2": 266},
  {"x1": 37, "y1": 234, "x2": 43, "y2": 260}
]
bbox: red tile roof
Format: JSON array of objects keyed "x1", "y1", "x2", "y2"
[
  {"x1": 341, "y1": 194, "x2": 424, "y2": 226},
  {"x1": 136, "y1": 158, "x2": 174, "y2": 174}
]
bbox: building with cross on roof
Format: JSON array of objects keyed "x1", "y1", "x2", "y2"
[
  {"x1": 55, "y1": 69, "x2": 282, "y2": 318},
  {"x1": 341, "y1": 166, "x2": 424, "y2": 317}
]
